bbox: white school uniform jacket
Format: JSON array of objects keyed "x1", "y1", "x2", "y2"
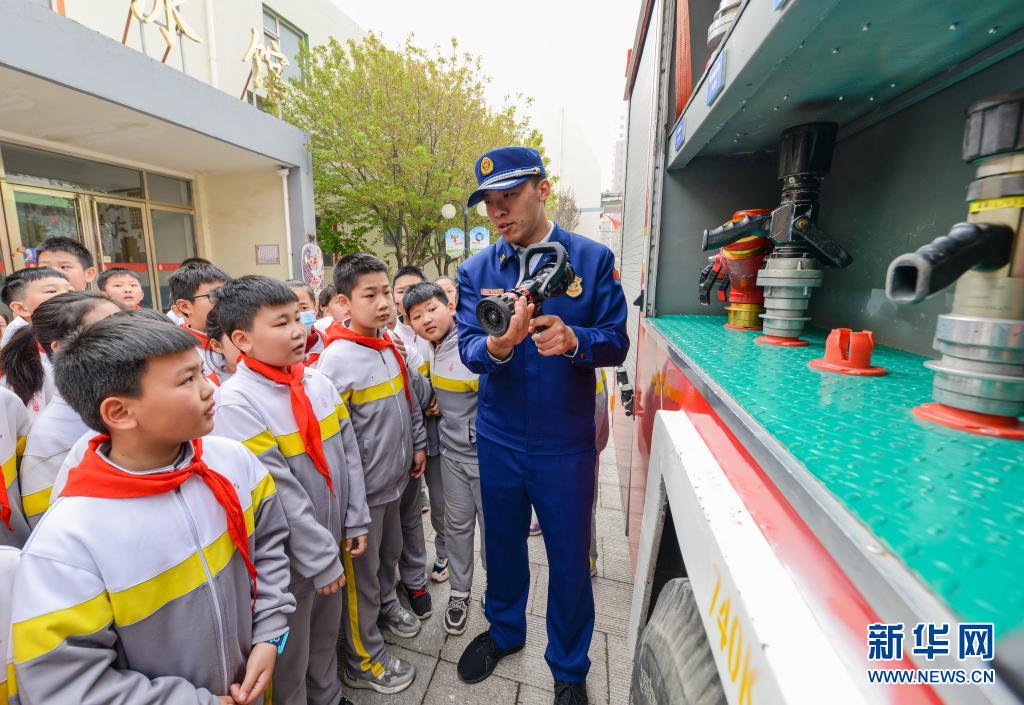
[
  {"x1": 212, "y1": 362, "x2": 370, "y2": 588},
  {"x1": 18, "y1": 392, "x2": 91, "y2": 529},
  {"x1": 0, "y1": 388, "x2": 30, "y2": 549},
  {"x1": 429, "y1": 329, "x2": 479, "y2": 464},
  {"x1": 315, "y1": 330, "x2": 427, "y2": 507},
  {"x1": 10, "y1": 434, "x2": 295, "y2": 705},
  {"x1": 0, "y1": 546, "x2": 19, "y2": 705}
]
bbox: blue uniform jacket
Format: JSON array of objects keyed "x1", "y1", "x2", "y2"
[{"x1": 456, "y1": 224, "x2": 628, "y2": 455}]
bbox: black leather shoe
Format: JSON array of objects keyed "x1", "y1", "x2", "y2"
[
  {"x1": 456, "y1": 631, "x2": 524, "y2": 683},
  {"x1": 553, "y1": 680, "x2": 589, "y2": 704}
]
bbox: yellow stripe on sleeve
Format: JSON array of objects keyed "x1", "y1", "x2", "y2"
[
  {"x1": 16, "y1": 436, "x2": 26, "y2": 459},
  {"x1": 417, "y1": 362, "x2": 430, "y2": 377},
  {"x1": 4, "y1": 660, "x2": 16, "y2": 699},
  {"x1": 1, "y1": 456, "x2": 15, "y2": 490},
  {"x1": 13, "y1": 592, "x2": 113, "y2": 663},
  {"x1": 349, "y1": 374, "x2": 404, "y2": 405},
  {"x1": 432, "y1": 375, "x2": 479, "y2": 393},
  {"x1": 21, "y1": 486, "x2": 52, "y2": 518},
  {"x1": 336, "y1": 401, "x2": 350, "y2": 419},
  {"x1": 251, "y1": 472, "x2": 276, "y2": 512},
  {"x1": 242, "y1": 429, "x2": 276, "y2": 456}
]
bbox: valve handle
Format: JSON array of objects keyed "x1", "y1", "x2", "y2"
[
  {"x1": 701, "y1": 213, "x2": 771, "y2": 251},
  {"x1": 792, "y1": 217, "x2": 853, "y2": 268}
]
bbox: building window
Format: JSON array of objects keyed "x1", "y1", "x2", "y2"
[{"x1": 262, "y1": 6, "x2": 307, "y2": 84}]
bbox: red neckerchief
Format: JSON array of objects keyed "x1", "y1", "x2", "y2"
[
  {"x1": 207, "y1": 370, "x2": 221, "y2": 387},
  {"x1": 180, "y1": 324, "x2": 211, "y2": 349},
  {"x1": 239, "y1": 356, "x2": 334, "y2": 495},
  {"x1": 0, "y1": 473, "x2": 12, "y2": 531},
  {"x1": 323, "y1": 322, "x2": 412, "y2": 406},
  {"x1": 61, "y1": 435, "x2": 257, "y2": 598}
]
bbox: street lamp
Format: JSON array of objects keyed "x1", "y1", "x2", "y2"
[{"x1": 442, "y1": 200, "x2": 489, "y2": 260}]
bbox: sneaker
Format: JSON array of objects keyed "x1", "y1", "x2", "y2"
[
  {"x1": 380, "y1": 606, "x2": 421, "y2": 638},
  {"x1": 343, "y1": 654, "x2": 416, "y2": 695},
  {"x1": 554, "y1": 680, "x2": 589, "y2": 704},
  {"x1": 339, "y1": 698, "x2": 356, "y2": 705},
  {"x1": 431, "y1": 557, "x2": 450, "y2": 583},
  {"x1": 529, "y1": 521, "x2": 542, "y2": 536},
  {"x1": 420, "y1": 489, "x2": 429, "y2": 513},
  {"x1": 456, "y1": 631, "x2": 524, "y2": 684},
  {"x1": 401, "y1": 583, "x2": 433, "y2": 619},
  {"x1": 444, "y1": 594, "x2": 469, "y2": 635}
]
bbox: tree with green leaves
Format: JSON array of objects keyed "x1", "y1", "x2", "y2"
[{"x1": 281, "y1": 34, "x2": 548, "y2": 273}]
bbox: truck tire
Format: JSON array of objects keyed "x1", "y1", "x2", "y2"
[{"x1": 630, "y1": 578, "x2": 727, "y2": 705}]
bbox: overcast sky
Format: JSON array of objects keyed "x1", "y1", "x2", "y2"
[{"x1": 332, "y1": 0, "x2": 639, "y2": 190}]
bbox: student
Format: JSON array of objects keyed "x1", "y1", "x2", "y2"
[
  {"x1": 435, "y1": 276, "x2": 458, "y2": 308},
  {"x1": 11, "y1": 314, "x2": 296, "y2": 705},
  {"x1": 0, "y1": 311, "x2": 8, "y2": 342},
  {"x1": 403, "y1": 282, "x2": 485, "y2": 636},
  {"x1": 316, "y1": 253, "x2": 426, "y2": 695},
  {"x1": 391, "y1": 267, "x2": 449, "y2": 594},
  {"x1": 210, "y1": 276, "x2": 369, "y2": 705},
  {"x1": 36, "y1": 237, "x2": 97, "y2": 291},
  {"x1": 0, "y1": 544, "x2": 19, "y2": 703},
  {"x1": 204, "y1": 307, "x2": 241, "y2": 386},
  {"x1": 0, "y1": 386, "x2": 30, "y2": 548},
  {"x1": 315, "y1": 285, "x2": 347, "y2": 333},
  {"x1": 168, "y1": 262, "x2": 231, "y2": 377},
  {"x1": 0, "y1": 268, "x2": 72, "y2": 349},
  {"x1": 97, "y1": 267, "x2": 145, "y2": 309},
  {"x1": 286, "y1": 279, "x2": 317, "y2": 314},
  {"x1": 18, "y1": 292, "x2": 123, "y2": 529}
]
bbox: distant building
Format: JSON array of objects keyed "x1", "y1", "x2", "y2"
[
  {"x1": 0, "y1": 0, "x2": 362, "y2": 307},
  {"x1": 611, "y1": 111, "x2": 626, "y2": 193}
]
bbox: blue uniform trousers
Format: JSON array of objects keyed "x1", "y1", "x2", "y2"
[{"x1": 478, "y1": 435, "x2": 597, "y2": 683}]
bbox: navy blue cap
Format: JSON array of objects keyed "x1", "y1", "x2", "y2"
[{"x1": 467, "y1": 146, "x2": 546, "y2": 207}]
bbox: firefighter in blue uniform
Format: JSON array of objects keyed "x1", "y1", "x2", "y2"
[{"x1": 455, "y1": 146, "x2": 628, "y2": 705}]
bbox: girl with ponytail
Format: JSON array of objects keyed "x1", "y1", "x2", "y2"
[{"x1": 6, "y1": 292, "x2": 122, "y2": 527}]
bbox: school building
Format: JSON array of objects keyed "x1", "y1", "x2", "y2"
[{"x1": 0, "y1": 0, "x2": 363, "y2": 309}]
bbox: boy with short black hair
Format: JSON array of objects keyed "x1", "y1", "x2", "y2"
[
  {"x1": 97, "y1": 267, "x2": 145, "y2": 309},
  {"x1": 316, "y1": 253, "x2": 426, "y2": 695},
  {"x1": 391, "y1": 267, "x2": 449, "y2": 597},
  {"x1": 11, "y1": 313, "x2": 295, "y2": 705},
  {"x1": 168, "y1": 262, "x2": 231, "y2": 376},
  {"x1": 37, "y1": 236, "x2": 96, "y2": 291},
  {"x1": 0, "y1": 268, "x2": 73, "y2": 349},
  {"x1": 210, "y1": 276, "x2": 369, "y2": 705},
  {"x1": 403, "y1": 282, "x2": 484, "y2": 635}
]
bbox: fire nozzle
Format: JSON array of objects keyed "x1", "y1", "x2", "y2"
[
  {"x1": 885, "y1": 90, "x2": 1024, "y2": 440},
  {"x1": 698, "y1": 209, "x2": 772, "y2": 330},
  {"x1": 701, "y1": 123, "x2": 853, "y2": 345}
]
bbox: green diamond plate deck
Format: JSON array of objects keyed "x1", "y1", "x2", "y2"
[{"x1": 649, "y1": 314, "x2": 1024, "y2": 637}]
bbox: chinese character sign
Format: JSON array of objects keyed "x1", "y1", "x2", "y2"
[
  {"x1": 867, "y1": 622, "x2": 995, "y2": 663},
  {"x1": 243, "y1": 27, "x2": 290, "y2": 92},
  {"x1": 129, "y1": 0, "x2": 202, "y2": 50}
]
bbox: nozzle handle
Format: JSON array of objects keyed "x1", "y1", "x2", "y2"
[
  {"x1": 885, "y1": 222, "x2": 1013, "y2": 304},
  {"x1": 702, "y1": 212, "x2": 770, "y2": 251}
]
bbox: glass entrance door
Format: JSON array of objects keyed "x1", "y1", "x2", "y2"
[
  {"x1": 1, "y1": 184, "x2": 86, "y2": 262},
  {"x1": 92, "y1": 198, "x2": 157, "y2": 309}
]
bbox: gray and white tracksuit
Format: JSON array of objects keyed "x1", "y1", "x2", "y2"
[
  {"x1": 0, "y1": 387, "x2": 30, "y2": 549},
  {"x1": 212, "y1": 362, "x2": 370, "y2": 705},
  {"x1": 430, "y1": 329, "x2": 485, "y2": 595},
  {"x1": 19, "y1": 392, "x2": 90, "y2": 529},
  {"x1": 316, "y1": 331, "x2": 426, "y2": 677},
  {"x1": 10, "y1": 435, "x2": 295, "y2": 705}
]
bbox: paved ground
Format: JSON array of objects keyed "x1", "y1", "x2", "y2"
[{"x1": 339, "y1": 440, "x2": 635, "y2": 705}]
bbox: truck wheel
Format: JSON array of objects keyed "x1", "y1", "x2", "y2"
[{"x1": 630, "y1": 578, "x2": 727, "y2": 705}]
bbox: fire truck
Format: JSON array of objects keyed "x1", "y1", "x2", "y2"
[{"x1": 613, "y1": 1, "x2": 1024, "y2": 703}]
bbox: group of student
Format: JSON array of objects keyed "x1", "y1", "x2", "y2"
[{"x1": 0, "y1": 234, "x2": 609, "y2": 705}]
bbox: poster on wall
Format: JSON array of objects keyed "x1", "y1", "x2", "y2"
[
  {"x1": 469, "y1": 226, "x2": 489, "y2": 252},
  {"x1": 255, "y1": 244, "x2": 281, "y2": 265},
  {"x1": 444, "y1": 227, "x2": 465, "y2": 257}
]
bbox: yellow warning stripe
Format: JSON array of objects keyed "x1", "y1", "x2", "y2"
[
  {"x1": 13, "y1": 592, "x2": 112, "y2": 663},
  {"x1": 342, "y1": 547, "x2": 385, "y2": 677},
  {"x1": 5, "y1": 661, "x2": 17, "y2": 699},
  {"x1": 336, "y1": 401, "x2": 350, "y2": 419},
  {"x1": 242, "y1": 414, "x2": 341, "y2": 458},
  {"x1": 968, "y1": 196, "x2": 1024, "y2": 213}
]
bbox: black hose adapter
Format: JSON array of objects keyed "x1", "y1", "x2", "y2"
[{"x1": 885, "y1": 222, "x2": 1013, "y2": 304}]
